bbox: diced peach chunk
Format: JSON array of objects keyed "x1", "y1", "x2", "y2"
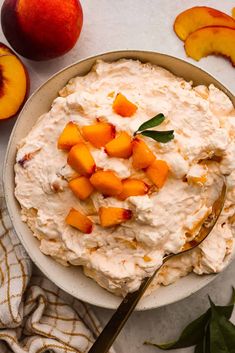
[
  {"x1": 105, "y1": 131, "x2": 133, "y2": 158},
  {"x1": 145, "y1": 159, "x2": 169, "y2": 188},
  {"x1": 90, "y1": 170, "x2": 123, "y2": 196},
  {"x1": 67, "y1": 142, "x2": 96, "y2": 176},
  {"x1": 118, "y1": 178, "x2": 149, "y2": 200},
  {"x1": 112, "y1": 93, "x2": 137, "y2": 117},
  {"x1": 65, "y1": 208, "x2": 93, "y2": 234},
  {"x1": 132, "y1": 137, "x2": 155, "y2": 169},
  {"x1": 57, "y1": 122, "x2": 83, "y2": 151},
  {"x1": 69, "y1": 176, "x2": 94, "y2": 200},
  {"x1": 99, "y1": 207, "x2": 132, "y2": 227},
  {"x1": 82, "y1": 122, "x2": 115, "y2": 148}
]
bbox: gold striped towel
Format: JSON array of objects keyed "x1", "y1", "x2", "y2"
[{"x1": 0, "y1": 195, "x2": 115, "y2": 353}]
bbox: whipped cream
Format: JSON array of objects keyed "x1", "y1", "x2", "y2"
[{"x1": 15, "y1": 59, "x2": 235, "y2": 296}]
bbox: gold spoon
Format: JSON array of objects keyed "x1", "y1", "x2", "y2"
[{"x1": 88, "y1": 181, "x2": 227, "y2": 353}]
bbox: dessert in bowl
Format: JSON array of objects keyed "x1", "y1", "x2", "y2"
[{"x1": 4, "y1": 51, "x2": 235, "y2": 309}]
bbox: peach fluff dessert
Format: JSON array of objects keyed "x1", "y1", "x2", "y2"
[{"x1": 15, "y1": 60, "x2": 235, "y2": 296}]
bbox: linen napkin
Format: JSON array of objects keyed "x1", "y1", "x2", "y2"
[{"x1": 0, "y1": 190, "x2": 114, "y2": 353}]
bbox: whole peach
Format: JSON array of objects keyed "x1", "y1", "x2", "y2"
[{"x1": 1, "y1": 0, "x2": 83, "y2": 61}]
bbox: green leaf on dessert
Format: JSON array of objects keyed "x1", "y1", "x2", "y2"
[
  {"x1": 135, "y1": 113, "x2": 165, "y2": 133},
  {"x1": 134, "y1": 113, "x2": 174, "y2": 143},
  {"x1": 141, "y1": 130, "x2": 174, "y2": 143}
]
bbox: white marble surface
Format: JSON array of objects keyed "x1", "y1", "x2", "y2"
[{"x1": 1, "y1": 0, "x2": 235, "y2": 352}]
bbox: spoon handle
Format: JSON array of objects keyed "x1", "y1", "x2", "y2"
[{"x1": 87, "y1": 266, "x2": 162, "y2": 353}]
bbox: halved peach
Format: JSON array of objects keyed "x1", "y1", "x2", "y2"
[
  {"x1": 174, "y1": 6, "x2": 235, "y2": 41},
  {"x1": 90, "y1": 170, "x2": 123, "y2": 196},
  {"x1": 69, "y1": 176, "x2": 94, "y2": 200},
  {"x1": 0, "y1": 54, "x2": 28, "y2": 120},
  {"x1": 67, "y1": 142, "x2": 96, "y2": 176},
  {"x1": 0, "y1": 42, "x2": 15, "y2": 56},
  {"x1": 99, "y1": 207, "x2": 132, "y2": 227},
  {"x1": 82, "y1": 122, "x2": 115, "y2": 148},
  {"x1": 105, "y1": 131, "x2": 133, "y2": 159},
  {"x1": 57, "y1": 122, "x2": 83, "y2": 150},
  {"x1": 132, "y1": 137, "x2": 155, "y2": 170},
  {"x1": 184, "y1": 26, "x2": 235, "y2": 66},
  {"x1": 118, "y1": 178, "x2": 149, "y2": 200},
  {"x1": 65, "y1": 208, "x2": 93, "y2": 234},
  {"x1": 112, "y1": 93, "x2": 137, "y2": 117},
  {"x1": 145, "y1": 159, "x2": 169, "y2": 188}
]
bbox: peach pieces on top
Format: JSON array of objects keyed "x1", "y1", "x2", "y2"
[{"x1": 57, "y1": 95, "x2": 170, "y2": 233}]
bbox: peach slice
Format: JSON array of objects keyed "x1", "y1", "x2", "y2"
[
  {"x1": 90, "y1": 170, "x2": 123, "y2": 196},
  {"x1": 69, "y1": 176, "x2": 94, "y2": 200},
  {"x1": 132, "y1": 137, "x2": 155, "y2": 170},
  {"x1": 118, "y1": 178, "x2": 149, "y2": 200},
  {"x1": 112, "y1": 93, "x2": 137, "y2": 117},
  {"x1": 174, "y1": 6, "x2": 235, "y2": 41},
  {"x1": 67, "y1": 142, "x2": 96, "y2": 176},
  {"x1": 99, "y1": 207, "x2": 132, "y2": 227},
  {"x1": 65, "y1": 208, "x2": 93, "y2": 234},
  {"x1": 105, "y1": 131, "x2": 133, "y2": 159},
  {"x1": 184, "y1": 26, "x2": 235, "y2": 66},
  {"x1": 232, "y1": 8, "x2": 235, "y2": 19},
  {"x1": 0, "y1": 54, "x2": 28, "y2": 120},
  {"x1": 145, "y1": 159, "x2": 169, "y2": 188},
  {"x1": 57, "y1": 122, "x2": 83, "y2": 151},
  {"x1": 82, "y1": 122, "x2": 115, "y2": 148}
]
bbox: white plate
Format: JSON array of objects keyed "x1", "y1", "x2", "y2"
[{"x1": 3, "y1": 50, "x2": 235, "y2": 310}]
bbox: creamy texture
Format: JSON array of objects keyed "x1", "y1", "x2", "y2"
[{"x1": 15, "y1": 60, "x2": 235, "y2": 296}]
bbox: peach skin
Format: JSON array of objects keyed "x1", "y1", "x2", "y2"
[
  {"x1": 0, "y1": 53, "x2": 28, "y2": 120},
  {"x1": 65, "y1": 208, "x2": 93, "y2": 234},
  {"x1": 105, "y1": 131, "x2": 133, "y2": 159},
  {"x1": 82, "y1": 122, "x2": 115, "y2": 148},
  {"x1": 99, "y1": 207, "x2": 132, "y2": 227},
  {"x1": 112, "y1": 93, "x2": 137, "y2": 117},
  {"x1": 58, "y1": 122, "x2": 83, "y2": 151},
  {"x1": 1, "y1": 0, "x2": 83, "y2": 60},
  {"x1": 174, "y1": 6, "x2": 235, "y2": 41},
  {"x1": 184, "y1": 26, "x2": 235, "y2": 66}
]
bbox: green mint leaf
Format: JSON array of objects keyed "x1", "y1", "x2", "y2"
[
  {"x1": 144, "y1": 309, "x2": 211, "y2": 349},
  {"x1": 209, "y1": 298, "x2": 235, "y2": 353},
  {"x1": 140, "y1": 130, "x2": 174, "y2": 143},
  {"x1": 135, "y1": 113, "x2": 165, "y2": 134}
]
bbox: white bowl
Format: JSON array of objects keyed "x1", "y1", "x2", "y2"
[{"x1": 3, "y1": 50, "x2": 235, "y2": 310}]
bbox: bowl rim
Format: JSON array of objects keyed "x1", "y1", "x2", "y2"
[{"x1": 3, "y1": 50, "x2": 235, "y2": 310}]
